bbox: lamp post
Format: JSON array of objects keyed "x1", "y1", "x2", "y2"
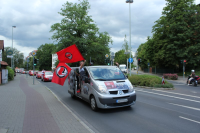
[
  {"x1": 12, "y1": 26, "x2": 16, "y2": 69},
  {"x1": 126, "y1": 0, "x2": 133, "y2": 76}
]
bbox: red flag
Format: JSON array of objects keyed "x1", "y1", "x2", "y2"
[
  {"x1": 57, "y1": 44, "x2": 85, "y2": 63},
  {"x1": 51, "y1": 63, "x2": 72, "y2": 86}
]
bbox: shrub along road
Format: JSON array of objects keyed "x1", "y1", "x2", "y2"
[{"x1": 36, "y1": 77, "x2": 200, "y2": 133}]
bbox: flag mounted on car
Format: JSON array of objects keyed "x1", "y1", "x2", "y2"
[
  {"x1": 57, "y1": 44, "x2": 85, "y2": 63},
  {"x1": 51, "y1": 63, "x2": 72, "y2": 86}
]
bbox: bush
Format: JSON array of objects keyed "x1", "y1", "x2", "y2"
[
  {"x1": 128, "y1": 74, "x2": 173, "y2": 88},
  {"x1": 7, "y1": 66, "x2": 14, "y2": 81},
  {"x1": 154, "y1": 83, "x2": 174, "y2": 88},
  {"x1": 163, "y1": 73, "x2": 178, "y2": 80}
]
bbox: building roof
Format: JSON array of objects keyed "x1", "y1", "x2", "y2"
[
  {"x1": 0, "y1": 40, "x2": 4, "y2": 51},
  {"x1": 0, "y1": 61, "x2": 8, "y2": 66}
]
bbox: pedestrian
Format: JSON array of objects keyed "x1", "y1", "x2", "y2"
[{"x1": 42, "y1": 69, "x2": 45, "y2": 79}]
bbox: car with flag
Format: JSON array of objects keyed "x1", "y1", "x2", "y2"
[
  {"x1": 36, "y1": 71, "x2": 42, "y2": 79},
  {"x1": 41, "y1": 71, "x2": 53, "y2": 82},
  {"x1": 68, "y1": 66, "x2": 136, "y2": 111}
]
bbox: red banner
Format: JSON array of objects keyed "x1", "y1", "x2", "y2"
[
  {"x1": 57, "y1": 44, "x2": 85, "y2": 63},
  {"x1": 51, "y1": 63, "x2": 72, "y2": 86}
]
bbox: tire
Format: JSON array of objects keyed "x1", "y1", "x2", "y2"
[
  {"x1": 90, "y1": 96, "x2": 98, "y2": 111},
  {"x1": 192, "y1": 81, "x2": 195, "y2": 86},
  {"x1": 71, "y1": 90, "x2": 76, "y2": 99}
]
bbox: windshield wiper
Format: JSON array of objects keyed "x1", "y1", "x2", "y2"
[{"x1": 95, "y1": 79, "x2": 107, "y2": 81}]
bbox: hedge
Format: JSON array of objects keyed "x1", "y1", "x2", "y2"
[
  {"x1": 6, "y1": 66, "x2": 14, "y2": 81},
  {"x1": 128, "y1": 74, "x2": 173, "y2": 88},
  {"x1": 163, "y1": 73, "x2": 178, "y2": 80}
]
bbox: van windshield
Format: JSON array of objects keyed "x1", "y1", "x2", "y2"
[{"x1": 89, "y1": 67, "x2": 126, "y2": 81}]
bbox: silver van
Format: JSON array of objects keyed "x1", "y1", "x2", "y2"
[{"x1": 68, "y1": 66, "x2": 136, "y2": 111}]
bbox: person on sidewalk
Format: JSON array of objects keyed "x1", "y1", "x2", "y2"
[
  {"x1": 42, "y1": 69, "x2": 45, "y2": 79},
  {"x1": 188, "y1": 70, "x2": 195, "y2": 85}
]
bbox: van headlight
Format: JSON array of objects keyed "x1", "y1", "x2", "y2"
[
  {"x1": 98, "y1": 85, "x2": 108, "y2": 94},
  {"x1": 129, "y1": 85, "x2": 134, "y2": 93}
]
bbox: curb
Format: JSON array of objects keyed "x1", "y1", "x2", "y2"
[{"x1": 134, "y1": 85, "x2": 174, "y2": 90}]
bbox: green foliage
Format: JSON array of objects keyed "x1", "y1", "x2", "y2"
[
  {"x1": 154, "y1": 84, "x2": 174, "y2": 88},
  {"x1": 6, "y1": 66, "x2": 14, "y2": 81},
  {"x1": 128, "y1": 74, "x2": 173, "y2": 88},
  {"x1": 137, "y1": 0, "x2": 200, "y2": 69},
  {"x1": 2, "y1": 47, "x2": 24, "y2": 68},
  {"x1": 114, "y1": 49, "x2": 133, "y2": 65},
  {"x1": 50, "y1": 0, "x2": 112, "y2": 66},
  {"x1": 36, "y1": 43, "x2": 55, "y2": 70}
]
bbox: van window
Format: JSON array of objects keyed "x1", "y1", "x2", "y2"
[{"x1": 89, "y1": 67, "x2": 126, "y2": 81}]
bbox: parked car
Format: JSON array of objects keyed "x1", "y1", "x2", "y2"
[
  {"x1": 29, "y1": 70, "x2": 34, "y2": 76},
  {"x1": 22, "y1": 71, "x2": 26, "y2": 74},
  {"x1": 68, "y1": 66, "x2": 136, "y2": 111},
  {"x1": 36, "y1": 71, "x2": 42, "y2": 79},
  {"x1": 34, "y1": 71, "x2": 38, "y2": 76},
  {"x1": 41, "y1": 71, "x2": 53, "y2": 82}
]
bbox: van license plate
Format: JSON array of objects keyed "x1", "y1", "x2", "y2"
[{"x1": 116, "y1": 99, "x2": 128, "y2": 103}]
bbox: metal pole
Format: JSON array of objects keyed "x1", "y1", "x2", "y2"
[
  {"x1": 12, "y1": 27, "x2": 13, "y2": 69},
  {"x1": 26, "y1": 62, "x2": 28, "y2": 78},
  {"x1": 129, "y1": 2, "x2": 132, "y2": 76},
  {"x1": 127, "y1": 58, "x2": 128, "y2": 73},
  {"x1": 33, "y1": 56, "x2": 35, "y2": 85}
]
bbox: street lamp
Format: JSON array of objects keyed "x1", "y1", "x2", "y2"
[
  {"x1": 12, "y1": 26, "x2": 16, "y2": 69},
  {"x1": 126, "y1": 0, "x2": 133, "y2": 76}
]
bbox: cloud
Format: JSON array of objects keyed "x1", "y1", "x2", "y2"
[{"x1": 1, "y1": 0, "x2": 199, "y2": 58}]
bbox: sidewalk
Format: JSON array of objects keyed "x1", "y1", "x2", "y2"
[{"x1": 0, "y1": 74, "x2": 92, "y2": 133}]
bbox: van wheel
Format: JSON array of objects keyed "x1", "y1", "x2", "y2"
[
  {"x1": 90, "y1": 96, "x2": 98, "y2": 111},
  {"x1": 71, "y1": 90, "x2": 76, "y2": 99}
]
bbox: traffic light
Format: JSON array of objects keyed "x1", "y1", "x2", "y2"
[
  {"x1": 183, "y1": 60, "x2": 186, "y2": 66},
  {"x1": 34, "y1": 59, "x2": 39, "y2": 66},
  {"x1": 138, "y1": 59, "x2": 140, "y2": 65}
]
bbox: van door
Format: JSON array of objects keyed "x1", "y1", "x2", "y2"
[{"x1": 81, "y1": 68, "x2": 91, "y2": 101}]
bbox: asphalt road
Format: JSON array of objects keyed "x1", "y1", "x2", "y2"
[{"x1": 35, "y1": 76, "x2": 200, "y2": 133}]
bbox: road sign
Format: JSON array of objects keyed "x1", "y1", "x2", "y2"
[
  {"x1": 7, "y1": 50, "x2": 13, "y2": 55},
  {"x1": 31, "y1": 51, "x2": 36, "y2": 56},
  {"x1": 105, "y1": 54, "x2": 109, "y2": 58},
  {"x1": 148, "y1": 62, "x2": 150, "y2": 66},
  {"x1": 7, "y1": 55, "x2": 13, "y2": 58},
  {"x1": 128, "y1": 58, "x2": 133, "y2": 63},
  {"x1": 111, "y1": 52, "x2": 115, "y2": 56}
]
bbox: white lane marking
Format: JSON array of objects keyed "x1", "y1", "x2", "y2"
[
  {"x1": 136, "y1": 89, "x2": 200, "y2": 103},
  {"x1": 179, "y1": 116, "x2": 200, "y2": 124},
  {"x1": 168, "y1": 103, "x2": 200, "y2": 111},
  {"x1": 192, "y1": 91, "x2": 197, "y2": 94},
  {"x1": 151, "y1": 89, "x2": 200, "y2": 99}
]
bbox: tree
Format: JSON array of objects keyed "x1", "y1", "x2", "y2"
[
  {"x1": 137, "y1": 0, "x2": 200, "y2": 70},
  {"x1": 122, "y1": 35, "x2": 130, "y2": 52},
  {"x1": 50, "y1": 0, "x2": 112, "y2": 65},
  {"x1": 114, "y1": 49, "x2": 132, "y2": 65},
  {"x1": 36, "y1": 43, "x2": 55, "y2": 70},
  {"x1": 2, "y1": 47, "x2": 24, "y2": 68}
]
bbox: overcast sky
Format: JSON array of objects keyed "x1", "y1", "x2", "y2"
[{"x1": 0, "y1": 0, "x2": 199, "y2": 58}]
